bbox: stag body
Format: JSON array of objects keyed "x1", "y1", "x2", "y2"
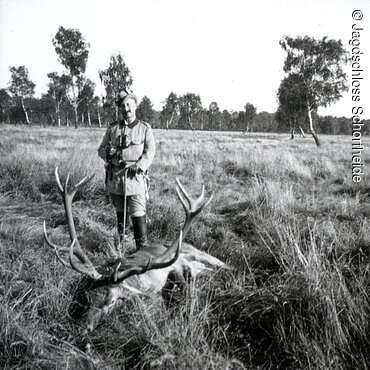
[{"x1": 44, "y1": 168, "x2": 225, "y2": 331}]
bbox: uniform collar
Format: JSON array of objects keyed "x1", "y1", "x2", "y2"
[{"x1": 119, "y1": 118, "x2": 139, "y2": 129}]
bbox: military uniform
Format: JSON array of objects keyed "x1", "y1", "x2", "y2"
[
  {"x1": 98, "y1": 118, "x2": 155, "y2": 198},
  {"x1": 98, "y1": 117, "x2": 155, "y2": 247}
]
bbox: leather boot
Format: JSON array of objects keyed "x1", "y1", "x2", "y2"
[{"x1": 132, "y1": 215, "x2": 147, "y2": 249}]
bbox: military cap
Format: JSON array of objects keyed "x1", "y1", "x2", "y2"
[{"x1": 115, "y1": 89, "x2": 138, "y2": 105}]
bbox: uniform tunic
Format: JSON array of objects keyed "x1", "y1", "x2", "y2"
[{"x1": 98, "y1": 119, "x2": 155, "y2": 196}]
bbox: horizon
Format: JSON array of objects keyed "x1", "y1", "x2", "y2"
[{"x1": 0, "y1": 0, "x2": 369, "y2": 119}]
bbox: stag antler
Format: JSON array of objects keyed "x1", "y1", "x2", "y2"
[
  {"x1": 175, "y1": 178, "x2": 213, "y2": 234},
  {"x1": 44, "y1": 170, "x2": 213, "y2": 285},
  {"x1": 43, "y1": 167, "x2": 102, "y2": 280}
]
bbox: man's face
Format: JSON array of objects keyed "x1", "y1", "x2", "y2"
[{"x1": 120, "y1": 98, "x2": 137, "y2": 122}]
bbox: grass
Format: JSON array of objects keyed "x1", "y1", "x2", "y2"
[{"x1": 0, "y1": 124, "x2": 369, "y2": 369}]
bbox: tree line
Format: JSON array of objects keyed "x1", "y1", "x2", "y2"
[{"x1": 0, "y1": 26, "x2": 361, "y2": 141}]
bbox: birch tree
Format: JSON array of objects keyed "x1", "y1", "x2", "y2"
[
  {"x1": 280, "y1": 35, "x2": 348, "y2": 146},
  {"x1": 78, "y1": 78, "x2": 95, "y2": 127},
  {"x1": 53, "y1": 26, "x2": 90, "y2": 128},
  {"x1": 243, "y1": 103, "x2": 257, "y2": 134},
  {"x1": 160, "y1": 92, "x2": 179, "y2": 129},
  {"x1": 47, "y1": 72, "x2": 70, "y2": 127},
  {"x1": 178, "y1": 93, "x2": 202, "y2": 130},
  {"x1": 8, "y1": 66, "x2": 35, "y2": 125}
]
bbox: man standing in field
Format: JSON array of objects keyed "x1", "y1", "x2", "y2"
[{"x1": 98, "y1": 90, "x2": 155, "y2": 250}]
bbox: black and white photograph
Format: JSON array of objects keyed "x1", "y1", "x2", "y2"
[{"x1": 0, "y1": 0, "x2": 370, "y2": 368}]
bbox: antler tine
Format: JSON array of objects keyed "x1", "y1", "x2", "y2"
[
  {"x1": 56, "y1": 166, "x2": 94, "y2": 200},
  {"x1": 54, "y1": 244, "x2": 73, "y2": 269},
  {"x1": 69, "y1": 240, "x2": 102, "y2": 280},
  {"x1": 70, "y1": 174, "x2": 95, "y2": 199},
  {"x1": 176, "y1": 186, "x2": 190, "y2": 217},
  {"x1": 44, "y1": 221, "x2": 61, "y2": 250},
  {"x1": 44, "y1": 221, "x2": 78, "y2": 268},
  {"x1": 200, "y1": 184, "x2": 205, "y2": 199},
  {"x1": 113, "y1": 261, "x2": 122, "y2": 282},
  {"x1": 176, "y1": 178, "x2": 210, "y2": 216},
  {"x1": 54, "y1": 167, "x2": 64, "y2": 194},
  {"x1": 192, "y1": 184, "x2": 207, "y2": 211},
  {"x1": 65, "y1": 172, "x2": 71, "y2": 193},
  {"x1": 176, "y1": 178, "x2": 191, "y2": 200},
  {"x1": 43, "y1": 221, "x2": 70, "y2": 253}
]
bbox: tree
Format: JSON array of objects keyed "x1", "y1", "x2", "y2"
[
  {"x1": 99, "y1": 53, "x2": 133, "y2": 120},
  {"x1": 178, "y1": 93, "x2": 202, "y2": 130},
  {"x1": 275, "y1": 106, "x2": 290, "y2": 133},
  {"x1": 93, "y1": 96, "x2": 103, "y2": 128},
  {"x1": 229, "y1": 111, "x2": 240, "y2": 131},
  {"x1": 254, "y1": 111, "x2": 279, "y2": 133},
  {"x1": 277, "y1": 74, "x2": 308, "y2": 139},
  {"x1": 47, "y1": 72, "x2": 71, "y2": 127},
  {"x1": 207, "y1": 102, "x2": 221, "y2": 131},
  {"x1": 0, "y1": 89, "x2": 12, "y2": 124},
  {"x1": 8, "y1": 66, "x2": 35, "y2": 125},
  {"x1": 243, "y1": 103, "x2": 257, "y2": 133},
  {"x1": 78, "y1": 78, "x2": 95, "y2": 127},
  {"x1": 160, "y1": 92, "x2": 179, "y2": 129},
  {"x1": 280, "y1": 35, "x2": 348, "y2": 146},
  {"x1": 28, "y1": 95, "x2": 54, "y2": 126},
  {"x1": 196, "y1": 108, "x2": 208, "y2": 130},
  {"x1": 61, "y1": 95, "x2": 73, "y2": 127},
  {"x1": 316, "y1": 115, "x2": 337, "y2": 135},
  {"x1": 53, "y1": 26, "x2": 90, "y2": 128},
  {"x1": 336, "y1": 117, "x2": 351, "y2": 135},
  {"x1": 222, "y1": 110, "x2": 232, "y2": 131},
  {"x1": 237, "y1": 111, "x2": 246, "y2": 131},
  {"x1": 137, "y1": 96, "x2": 155, "y2": 123}
]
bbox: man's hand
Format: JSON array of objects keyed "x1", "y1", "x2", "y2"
[
  {"x1": 105, "y1": 145, "x2": 116, "y2": 160},
  {"x1": 127, "y1": 164, "x2": 141, "y2": 177}
]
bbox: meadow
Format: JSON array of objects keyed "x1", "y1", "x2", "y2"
[{"x1": 0, "y1": 124, "x2": 369, "y2": 369}]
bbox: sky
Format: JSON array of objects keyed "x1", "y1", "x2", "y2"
[{"x1": 0, "y1": 0, "x2": 369, "y2": 117}]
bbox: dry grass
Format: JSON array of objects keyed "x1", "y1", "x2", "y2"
[{"x1": 0, "y1": 124, "x2": 369, "y2": 369}]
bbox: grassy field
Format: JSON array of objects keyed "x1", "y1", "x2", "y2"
[{"x1": 0, "y1": 124, "x2": 369, "y2": 369}]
